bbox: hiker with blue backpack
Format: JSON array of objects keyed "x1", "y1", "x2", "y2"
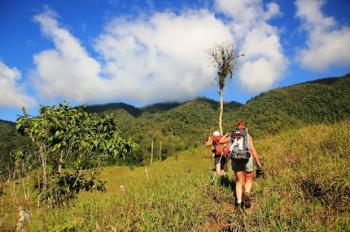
[{"x1": 220, "y1": 120, "x2": 263, "y2": 208}]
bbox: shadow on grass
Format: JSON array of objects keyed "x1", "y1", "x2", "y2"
[{"x1": 219, "y1": 175, "x2": 236, "y2": 193}]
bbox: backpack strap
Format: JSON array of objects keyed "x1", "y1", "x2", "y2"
[
  {"x1": 229, "y1": 138, "x2": 237, "y2": 152},
  {"x1": 244, "y1": 129, "x2": 250, "y2": 151}
]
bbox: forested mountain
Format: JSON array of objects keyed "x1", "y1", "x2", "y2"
[
  {"x1": 85, "y1": 98, "x2": 242, "y2": 162},
  {"x1": 87, "y1": 103, "x2": 141, "y2": 116},
  {"x1": 84, "y1": 73, "x2": 350, "y2": 162},
  {"x1": 230, "y1": 73, "x2": 350, "y2": 137},
  {"x1": 86, "y1": 74, "x2": 350, "y2": 133},
  {"x1": 1, "y1": 73, "x2": 349, "y2": 166},
  {"x1": 0, "y1": 120, "x2": 33, "y2": 178}
]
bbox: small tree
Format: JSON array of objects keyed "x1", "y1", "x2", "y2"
[
  {"x1": 16, "y1": 103, "x2": 135, "y2": 206},
  {"x1": 208, "y1": 43, "x2": 243, "y2": 134},
  {"x1": 147, "y1": 128, "x2": 162, "y2": 164}
]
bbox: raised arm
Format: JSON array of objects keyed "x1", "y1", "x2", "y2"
[
  {"x1": 219, "y1": 133, "x2": 231, "y2": 144},
  {"x1": 248, "y1": 136, "x2": 262, "y2": 166},
  {"x1": 205, "y1": 136, "x2": 213, "y2": 147}
]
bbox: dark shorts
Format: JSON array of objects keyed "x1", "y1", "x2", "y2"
[
  {"x1": 231, "y1": 156, "x2": 254, "y2": 172},
  {"x1": 214, "y1": 155, "x2": 227, "y2": 170}
]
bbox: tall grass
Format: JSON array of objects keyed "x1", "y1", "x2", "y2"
[{"x1": 1, "y1": 120, "x2": 350, "y2": 231}]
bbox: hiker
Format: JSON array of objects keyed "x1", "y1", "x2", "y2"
[
  {"x1": 220, "y1": 120, "x2": 263, "y2": 208},
  {"x1": 205, "y1": 131, "x2": 230, "y2": 176}
]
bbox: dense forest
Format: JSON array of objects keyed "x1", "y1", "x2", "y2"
[
  {"x1": 86, "y1": 98, "x2": 242, "y2": 163},
  {"x1": 230, "y1": 74, "x2": 350, "y2": 136},
  {"x1": 1, "y1": 73, "x2": 349, "y2": 173},
  {"x1": 86, "y1": 73, "x2": 350, "y2": 162},
  {"x1": 0, "y1": 120, "x2": 33, "y2": 179}
]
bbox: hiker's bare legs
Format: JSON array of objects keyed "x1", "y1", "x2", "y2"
[
  {"x1": 216, "y1": 163, "x2": 221, "y2": 175},
  {"x1": 223, "y1": 159, "x2": 229, "y2": 175},
  {"x1": 244, "y1": 172, "x2": 253, "y2": 193},
  {"x1": 220, "y1": 162, "x2": 225, "y2": 175},
  {"x1": 235, "y1": 171, "x2": 245, "y2": 202}
]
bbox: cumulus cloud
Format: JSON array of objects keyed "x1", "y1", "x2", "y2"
[
  {"x1": 295, "y1": 0, "x2": 350, "y2": 70},
  {"x1": 32, "y1": 2, "x2": 288, "y2": 103},
  {"x1": 265, "y1": 2, "x2": 282, "y2": 20},
  {"x1": 33, "y1": 9, "x2": 232, "y2": 103},
  {"x1": 94, "y1": 10, "x2": 233, "y2": 101},
  {"x1": 0, "y1": 61, "x2": 35, "y2": 108},
  {"x1": 33, "y1": 10, "x2": 107, "y2": 102},
  {"x1": 215, "y1": 0, "x2": 287, "y2": 92}
]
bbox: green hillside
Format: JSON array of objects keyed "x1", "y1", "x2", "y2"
[
  {"x1": 87, "y1": 102, "x2": 141, "y2": 117},
  {"x1": 0, "y1": 120, "x2": 33, "y2": 179},
  {"x1": 85, "y1": 74, "x2": 350, "y2": 162},
  {"x1": 2, "y1": 120, "x2": 349, "y2": 231},
  {"x1": 86, "y1": 97, "x2": 242, "y2": 163},
  {"x1": 1, "y1": 73, "x2": 350, "y2": 230},
  {"x1": 232, "y1": 73, "x2": 350, "y2": 137},
  {"x1": 1, "y1": 74, "x2": 349, "y2": 169}
]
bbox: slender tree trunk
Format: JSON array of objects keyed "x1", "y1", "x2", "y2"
[
  {"x1": 39, "y1": 145, "x2": 47, "y2": 194},
  {"x1": 20, "y1": 162, "x2": 30, "y2": 204},
  {"x1": 150, "y1": 138, "x2": 154, "y2": 164},
  {"x1": 159, "y1": 141, "x2": 162, "y2": 160},
  {"x1": 58, "y1": 151, "x2": 64, "y2": 174},
  {"x1": 9, "y1": 162, "x2": 19, "y2": 206},
  {"x1": 219, "y1": 88, "x2": 224, "y2": 135}
]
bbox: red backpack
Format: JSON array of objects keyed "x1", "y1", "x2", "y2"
[{"x1": 212, "y1": 136, "x2": 230, "y2": 157}]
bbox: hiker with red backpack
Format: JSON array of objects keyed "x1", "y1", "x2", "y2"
[
  {"x1": 205, "y1": 131, "x2": 230, "y2": 176},
  {"x1": 220, "y1": 120, "x2": 263, "y2": 208}
]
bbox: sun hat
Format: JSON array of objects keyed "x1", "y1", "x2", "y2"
[{"x1": 212, "y1": 131, "x2": 221, "y2": 136}]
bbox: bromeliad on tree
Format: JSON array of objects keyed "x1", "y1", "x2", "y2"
[{"x1": 208, "y1": 43, "x2": 243, "y2": 135}]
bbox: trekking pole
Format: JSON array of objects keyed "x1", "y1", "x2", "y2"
[{"x1": 209, "y1": 136, "x2": 230, "y2": 185}]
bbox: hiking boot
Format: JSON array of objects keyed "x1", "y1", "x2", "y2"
[
  {"x1": 234, "y1": 201, "x2": 242, "y2": 209},
  {"x1": 242, "y1": 192, "x2": 251, "y2": 208}
]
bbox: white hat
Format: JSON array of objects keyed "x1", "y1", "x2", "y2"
[{"x1": 212, "y1": 131, "x2": 221, "y2": 136}]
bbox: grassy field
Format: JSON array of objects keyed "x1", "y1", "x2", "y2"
[{"x1": 1, "y1": 120, "x2": 350, "y2": 231}]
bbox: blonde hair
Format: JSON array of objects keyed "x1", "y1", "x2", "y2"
[{"x1": 236, "y1": 119, "x2": 248, "y2": 129}]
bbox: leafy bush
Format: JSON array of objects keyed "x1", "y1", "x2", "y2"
[
  {"x1": 38, "y1": 171, "x2": 106, "y2": 207},
  {"x1": 15, "y1": 103, "x2": 134, "y2": 206},
  {"x1": 0, "y1": 120, "x2": 34, "y2": 180}
]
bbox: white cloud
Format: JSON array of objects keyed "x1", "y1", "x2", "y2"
[
  {"x1": 32, "y1": 2, "x2": 288, "y2": 103},
  {"x1": 32, "y1": 9, "x2": 232, "y2": 103},
  {"x1": 95, "y1": 10, "x2": 233, "y2": 101},
  {"x1": 0, "y1": 61, "x2": 35, "y2": 108},
  {"x1": 295, "y1": 0, "x2": 350, "y2": 70},
  {"x1": 215, "y1": 0, "x2": 287, "y2": 92},
  {"x1": 33, "y1": 10, "x2": 107, "y2": 102},
  {"x1": 265, "y1": 2, "x2": 282, "y2": 20}
]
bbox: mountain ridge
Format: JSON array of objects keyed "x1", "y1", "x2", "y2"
[
  {"x1": 1, "y1": 73, "x2": 349, "y2": 166},
  {"x1": 85, "y1": 73, "x2": 350, "y2": 117},
  {"x1": 86, "y1": 96, "x2": 242, "y2": 118}
]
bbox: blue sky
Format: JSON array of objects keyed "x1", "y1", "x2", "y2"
[{"x1": 0, "y1": 0, "x2": 349, "y2": 122}]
